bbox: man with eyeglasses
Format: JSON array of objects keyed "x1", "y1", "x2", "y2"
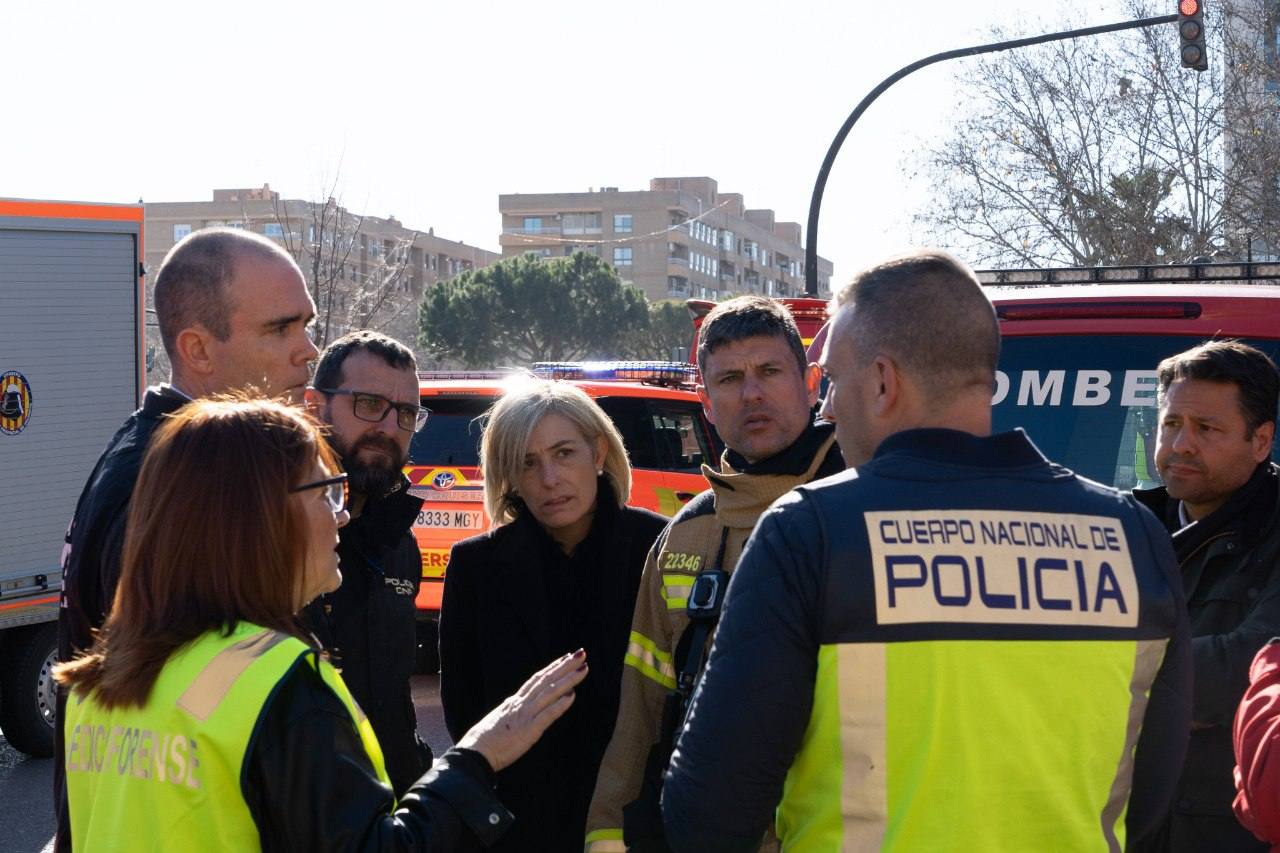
[{"x1": 303, "y1": 330, "x2": 434, "y2": 795}]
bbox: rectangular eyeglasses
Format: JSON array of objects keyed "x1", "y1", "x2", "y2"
[
  {"x1": 315, "y1": 388, "x2": 430, "y2": 432},
  {"x1": 290, "y1": 473, "x2": 349, "y2": 513}
]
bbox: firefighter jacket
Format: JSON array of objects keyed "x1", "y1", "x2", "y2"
[
  {"x1": 63, "y1": 622, "x2": 514, "y2": 852},
  {"x1": 661, "y1": 428, "x2": 1192, "y2": 853},
  {"x1": 584, "y1": 421, "x2": 841, "y2": 853}
]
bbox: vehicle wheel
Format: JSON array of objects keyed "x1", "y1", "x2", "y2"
[
  {"x1": 414, "y1": 620, "x2": 439, "y2": 674},
  {"x1": 0, "y1": 621, "x2": 58, "y2": 757}
]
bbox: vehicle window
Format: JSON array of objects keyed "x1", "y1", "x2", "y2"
[
  {"x1": 993, "y1": 335, "x2": 1280, "y2": 491},
  {"x1": 648, "y1": 402, "x2": 713, "y2": 472},
  {"x1": 596, "y1": 397, "x2": 713, "y2": 473},
  {"x1": 408, "y1": 396, "x2": 494, "y2": 466}
]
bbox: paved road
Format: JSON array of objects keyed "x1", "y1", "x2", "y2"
[{"x1": 0, "y1": 674, "x2": 452, "y2": 852}]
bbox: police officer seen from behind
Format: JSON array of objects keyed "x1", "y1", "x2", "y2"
[
  {"x1": 585, "y1": 295, "x2": 843, "y2": 852},
  {"x1": 1133, "y1": 341, "x2": 1280, "y2": 852},
  {"x1": 56, "y1": 227, "x2": 319, "y2": 851},
  {"x1": 303, "y1": 330, "x2": 432, "y2": 796},
  {"x1": 661, "y1": 249, "x2": 1192, "y2": 852}
]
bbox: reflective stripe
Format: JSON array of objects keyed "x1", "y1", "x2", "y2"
[
  {"x1": 624, "y1": 630, "x2": 677, "y2": 689},
  {"x1": 1099, "y1": 637, "x2": 1168, "y2": 852},
  {"x1": 176, "y1": 630, "x2": 291, "y2": 722},
  {"x1": 654, "y1": 487, "x2": 683, "y2": 518},
  {"x1": 838, "y1": 642, "x2": 887, "y2": 850},
  {"x1": 585, "y1": 828, "x2": 626, "y2": 852},
  {"x1": 661, "y1": 575, "x2": 695, "y2": 611}
]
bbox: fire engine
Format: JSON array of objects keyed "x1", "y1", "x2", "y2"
[
  {"x1": 0, "y1": 199, "x2": 145, "y2": 756},
  {"x1": 801, "y1": 259, "x2": 1280, "y2": 490}
]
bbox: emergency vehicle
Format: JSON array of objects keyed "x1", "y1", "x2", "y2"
[
  {"x1": 802, "y1": 259, "x2": 1280, "y2": 489},
  {"x1": 686, "y1": 297, "x2": 828, "y2": 362},
  {"x1": 407, "y1": 363, "x2": 719, "y2": 668},
  {"x1": 982, "y1": 261, "x2": 1280, "y2": 489},
  {"x1": 0, "y1": 199, "x2": 145, "y2": 757}
]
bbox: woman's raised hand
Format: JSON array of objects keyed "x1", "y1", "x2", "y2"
[{"x1": 456, "y1": 649, "x2": 588, "y2": 772}]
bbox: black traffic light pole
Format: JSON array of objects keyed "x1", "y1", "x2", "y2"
[{"x1": 804, "y1": 13, "x2": 1179, "y2": 296}]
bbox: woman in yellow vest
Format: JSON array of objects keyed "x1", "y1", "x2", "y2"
[{"x1": 55, "y1": 397, "x2": 587, "y2": 852}]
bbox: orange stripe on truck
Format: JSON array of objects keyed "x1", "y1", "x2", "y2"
[
  {"x1": 0, "y1": 594, "x2": 59, "y2": 612},
  {"x1": 0, "y1": 200, "x2": 144, "y2": 222}
]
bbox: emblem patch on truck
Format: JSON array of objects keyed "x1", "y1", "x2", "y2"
[{"x1": 0, "y1": 371, "x2": 32, "y2": 435}]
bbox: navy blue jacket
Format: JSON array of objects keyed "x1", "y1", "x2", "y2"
[{"x1": 663, "y1": 428, "x2": 1191, "y2": 852}]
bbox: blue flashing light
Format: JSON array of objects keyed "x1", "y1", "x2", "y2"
[{"x1": 532, "y1": 361, "x2": 698, "y2": 385}]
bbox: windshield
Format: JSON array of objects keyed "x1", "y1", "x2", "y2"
[
  {"x1": 993, "y1": 335, "x2": 1280, "y2": 491},
  {"x1": 408, "y1": 396, "x2": 493, "y2": 467}
]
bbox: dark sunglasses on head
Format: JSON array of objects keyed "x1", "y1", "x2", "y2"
[
  {"x1": 315, "y1": 388, "x2": 430, "y2": 432},
  {"x1": 290, "y1": 472, "x2": 349, "y2": 513}
]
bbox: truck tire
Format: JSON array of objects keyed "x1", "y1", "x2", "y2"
[{"x1": 0, "y1": 621, "x2": 59, "y2": 757}]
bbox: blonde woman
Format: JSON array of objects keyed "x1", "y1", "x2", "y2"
[{"x1": 440, "y1": 380, "x2": 666, "y2": 851}]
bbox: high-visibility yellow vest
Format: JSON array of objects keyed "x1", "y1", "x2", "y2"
[{"x1": 65, "y1": 622, "x2": 390, "y2": 852}]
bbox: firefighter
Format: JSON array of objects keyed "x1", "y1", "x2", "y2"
[{"x1": 585, "y1": 295, "x2": 843, "y2": 852}]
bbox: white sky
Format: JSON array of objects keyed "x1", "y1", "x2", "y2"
[{"x1": 0, "y1": 0, "x2": 1152, "y2": 285}]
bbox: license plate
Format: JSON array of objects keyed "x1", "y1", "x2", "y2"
[{"x1": 416, "y1": 509, "x2": 484, "y2": 530}]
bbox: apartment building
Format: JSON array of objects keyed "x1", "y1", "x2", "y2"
[
  {"x1": 498, "y1": 176, "x2": 833, "y2": 303},
  {"x1": 144, "y1": 185, "x2": 499, "y2": 360}
]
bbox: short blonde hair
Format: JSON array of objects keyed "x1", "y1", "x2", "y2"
[{"x1": 480, "y1": 379, "x2": 632, "y2": 525}]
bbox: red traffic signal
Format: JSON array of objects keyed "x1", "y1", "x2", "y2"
[{"x1": 1178, "y1": 0, "x2": 1208, "y2": 71}]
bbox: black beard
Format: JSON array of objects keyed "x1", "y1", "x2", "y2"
[{"x1": 332, "y1": 432, "x2": 407, "y2": 499}]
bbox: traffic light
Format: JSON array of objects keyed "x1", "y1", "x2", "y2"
[{"x1": 1178, "y1": 0, "x2": 1208, "y2": 71}]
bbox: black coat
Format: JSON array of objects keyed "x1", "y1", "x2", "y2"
[
  {"x1": 55, "y1": 385, "x2": 190, "y2": 853},
  {"x1": 303, "y1": 477, "x2": 430, "y2": 795},
  {"x1": 1134, "y1": 462, "x2": 1280, "y2": 853},
  {"x1": 440, "y1": 484, "x2": 666, "y2": 853}
]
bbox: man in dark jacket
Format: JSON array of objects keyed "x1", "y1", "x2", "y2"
[
  {"x1": 1133, "y1": 340, "x2": 1280, "y2": 852},
  {"x1": 55, "y1": 227, "x2": 319, "y2": 850},
  {"x1": 662, "y1": 250, "x2": 1191, "y2": 852},
  {"x1": 304, "y1": 330, "x2": 432, "y2": 795}
]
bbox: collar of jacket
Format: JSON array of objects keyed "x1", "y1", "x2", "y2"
[
  {"x1": 723, "y1": 420, "x2": 838, "y2": 475},
  {"x1": 140, "y1": 384, "x2": 191, "y2": 419},
  {"x1": 704, "y1": 428, "x2": 839, "y2": 529},
  {"x1": 502, "y1": 475, "x2": 622, "y2": 560},
  {"x1": 867, "y1": 427, "x2": 1051, "y2": 475},
  {"x1": 346, "y1": 473, "x2": 423, "y2": 544},
  {"x1": 1135, "y1": 462, "x2": 1279, "y2": 560}
]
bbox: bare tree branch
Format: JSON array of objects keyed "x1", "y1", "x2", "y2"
[{"x1": 909, "y1": 0, "x2": 1280, "y2": 266}]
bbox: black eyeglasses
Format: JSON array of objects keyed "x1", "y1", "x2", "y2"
[
  {"x1": 290, "y1": 473, "x2": 349, "y2": 513},
  {"x1": 315, "y1": 388, "x2": 430, "y2": 432}
]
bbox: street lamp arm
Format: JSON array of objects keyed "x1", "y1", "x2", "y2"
[{"x1": 804, "y1": 13, "x2": 1179, "y2": 296}]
